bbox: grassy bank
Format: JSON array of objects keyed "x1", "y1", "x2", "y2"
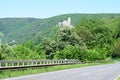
[
  {"x1": 117, "y1": 77, "x2": 120, "y2": 80},
  {"x1": 0, "y1": 61, "x2": 113, "y2": 79}
]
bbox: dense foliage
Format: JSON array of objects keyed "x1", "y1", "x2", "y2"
[{"x1": 0, "y1": 14, "x2": 120, "y2": 61}]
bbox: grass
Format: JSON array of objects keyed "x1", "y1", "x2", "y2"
[
  {"x1": 0, "y1": 61, "x2": 114, "y2": 79},
  {"x1": 113, "y1": 58, "x2": 120, "y2": 62},
  {"x1": 117, "y1": 77, "x2": 120, "y2": 80}
]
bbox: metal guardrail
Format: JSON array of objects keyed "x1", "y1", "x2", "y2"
[{"x1": 0, "y1": 60, "x2": 80, "y2": 70}]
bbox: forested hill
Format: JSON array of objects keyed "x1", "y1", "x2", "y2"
[{"x1": 0, "y1": 13, "x2": 120, "y2": 44}]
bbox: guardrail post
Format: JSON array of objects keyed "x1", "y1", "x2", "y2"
[
  {"x1": 39, "y1": 61, "x2": 41, "y2": 65},
  {"x1": 47, "y1": 61, "x2": 48, "y2": 64},
  {"x1": 0, "y1": 63, "x2": 1, "y2": 67},
  {"x1": 17, "y1": 62, "x2": 19, "y2": 66},
  {"x1": 12, "y1": 63, "x2": 14, "y2": 66},
  {"x1": 22, "y1": 62, "x2": 24, "y2": 66},
  {"x1": 6, "y1": 63, "x2": 8, "y2": 67}
]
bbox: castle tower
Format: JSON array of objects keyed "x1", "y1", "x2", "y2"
[
  {"x1": 58, "y1": 17, "x2": 73, "y2": 28},
  {"x1": 68, "y1": 17, "x2": 71, "y2": 26}
]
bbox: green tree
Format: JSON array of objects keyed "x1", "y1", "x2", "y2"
[
  {"x1": 112, "y1": 38, "x2": 120, "y2": 58},
  {"x1": 54, "y1": 46, "x2": 87, "y2": 61},
  {"x1": 0, "y1": 44, "x2": 13, "y2": 60},
  {"x1": 43, "y1": 38, "x2": 57, "y2": 59},
  {"x1": 23, "y1": 41, "x2": 35, "y2": 51},
  {"x1": 35, "y1": 43, "x2": 46, "y2": 59},
  {"x1": 13, "y1": 43, "x2": 43, "y2": 60},
  {"x1": 75, "y1": 25, "x2": 94, "y2": 48},
  {"x1": 57, "y1": 27, "x2": 86, "y2": 49}
]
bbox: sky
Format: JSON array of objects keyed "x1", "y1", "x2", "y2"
[{"x1": 0, "y1": 0, "x2": 120, "y2": 18}]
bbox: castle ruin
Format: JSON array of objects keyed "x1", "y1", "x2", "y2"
[{"x1": 58, "y1": 17, "x2": 73, "y2": 28}]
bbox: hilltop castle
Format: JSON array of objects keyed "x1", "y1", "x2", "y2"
[{"x1": 58, "y1": 17, "x2": 73, "y2": 28}]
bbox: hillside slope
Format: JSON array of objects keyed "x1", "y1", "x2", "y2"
[{"x1": 0, "y1": 13, "x2": 120, "y2": 44}]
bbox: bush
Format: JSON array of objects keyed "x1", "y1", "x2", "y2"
[
  {"x1": 54, "y1": 46, "x2": 84, "y2": 60},
  {"x1": 54, "y1": 46, "x2": 107, "y2": 62}
]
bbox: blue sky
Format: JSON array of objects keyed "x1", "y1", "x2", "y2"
[{"x1": 0, "y1": 0, "x2": 120, "y2": 18}]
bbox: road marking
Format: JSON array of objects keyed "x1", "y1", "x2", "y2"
[{"x1": 112, "y1": 72, "x2": 120, "y2": 80}]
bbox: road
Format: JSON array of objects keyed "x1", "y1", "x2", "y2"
[{"x1": 3, "y1": 62, "x2": 120, "y2": 80}]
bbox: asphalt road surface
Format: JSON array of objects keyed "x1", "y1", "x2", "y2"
[{"x1": 3, "y1": 62, "x2": 120, "y2": 80}]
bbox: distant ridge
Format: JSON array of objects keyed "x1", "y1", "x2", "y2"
[{"x1": 0, "y1": 13, "x2": 120, "y2": 44}]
